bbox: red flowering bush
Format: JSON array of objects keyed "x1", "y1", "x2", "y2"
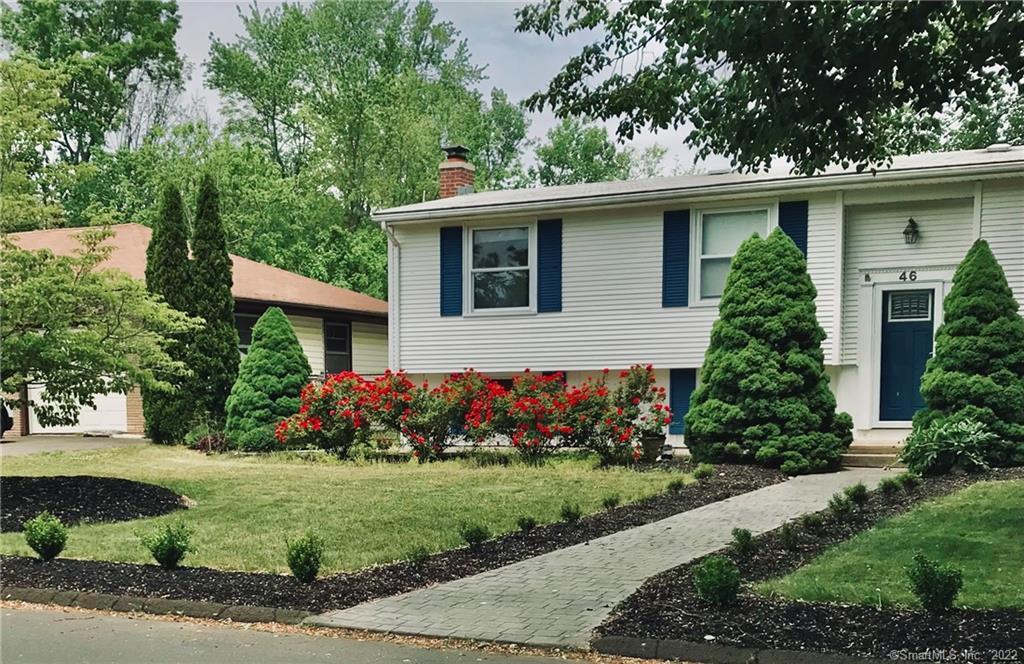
[
  {"x1": 498, "y1": 371, "x2": 571, "y2": 462},
  {"x1": 275, "y1": 372, "x2": 371, "y2": 456},
  {"x1": 593, "y1": 364, "x2": 672, "y2": 464},
  {"x1": 559, "y1": 374, "x2": 612, "y2": 451},
  {"x1": 362, "y1": 370, "x2": 416, "y2": 432},
  {"x1": 397, "y1": 380, "x2": 461, "y2": 462},
  {"x1": 463, "y1": 379, "x2": 509, "y2": 443}
]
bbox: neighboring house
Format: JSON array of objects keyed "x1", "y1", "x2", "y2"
[
  {"x1": 377, "y1": 145, "x2": 1024, "y2": 448},
  {"x1": 7, "y1": 223, "x2": 388, "y2": 436}
]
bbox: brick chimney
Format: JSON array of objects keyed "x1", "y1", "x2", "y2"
[{"x1": 439, "y1": 145, "x2": 475, "y2": 198}]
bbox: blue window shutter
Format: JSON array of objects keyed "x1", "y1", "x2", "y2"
[
  {"x1": 668, "y1": 368, "x2": 696, "y2": 435},
  {"x1": 537, "y1": 219, "x2": 562, "y2": 312},
  {"x1": 779, "y1": 201, "x2": 809, "y2": 257},
  {"x1": 662, "y1": 210, "x2": 690, "y2": 307},
  {"x1": 439, "y1": 226, "x2": 462, "y2": 316}
]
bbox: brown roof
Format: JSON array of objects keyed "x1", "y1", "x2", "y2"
[{"x1": 9, "y1": 224, "x2": 388, "y2": 318}]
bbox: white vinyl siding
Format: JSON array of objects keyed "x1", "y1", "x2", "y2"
[
  {"x1": 840, "y1": 197, "x2": 974, "y2": 363},
  {"x1": 395, "y1": 196, "x2": 839, "y2": 373},
  {"x1": 979, "y1": 178, "x2": 1024, "y2": 301},
  {"x1": 287, "y1": 314, "x2": 325, "y2": 375},
  {"x1": 352, "y1": 321, "x2": 389, "y2": 376},
  {"x1": 806, "y1": 193, "x2": 842, "y2": 364}
]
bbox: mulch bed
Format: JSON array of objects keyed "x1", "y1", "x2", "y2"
[
  {"x1": 0, "y1": 464, "x2": 783, "y2": 613},
  {"x1": 1, "y1": 476, "x2": 186, "y2": 533},
  {"x1": 597, "y1": 467, "x2": 1024, "y2": 660}
]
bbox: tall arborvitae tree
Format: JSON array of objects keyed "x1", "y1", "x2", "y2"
[
  {"x1": 915, "y1": 240, "x2": 1024, "y2": 465},
  {"x1": 142, "y1": 185, "x2": 196, "y2": 442},
  {"x1": 190, "y1": 174, "x2": 239, "y2": 419},
  {"x1": 685, "y1": 229, "x2": 853, "y2": 475},
  {"x1": 225, "y1": 307, "x2": 311, "y2": 450}
]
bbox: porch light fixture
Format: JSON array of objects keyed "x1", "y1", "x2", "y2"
[{"x1": 903, "y1": 218, "x2": 920, "y2": 244}]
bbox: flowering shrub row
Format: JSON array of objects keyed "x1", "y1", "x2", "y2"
[{"x1": 276, "y1": 365, "x2": 672, "y2": 463}]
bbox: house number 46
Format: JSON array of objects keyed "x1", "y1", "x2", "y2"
[{"x1": 899, "y1": 270, "x2": 918, "y2": 282}]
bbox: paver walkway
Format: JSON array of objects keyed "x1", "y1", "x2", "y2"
[{"x1": 309, "y1": 468, "x2": 892, "y2": 648}]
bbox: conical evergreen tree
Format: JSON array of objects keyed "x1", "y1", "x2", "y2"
[
  {"x1": 142, "y1": 185, "x2": 196, "y2": 443},
  {"x1": 685, "y1": 229, "x2": 852, "y2": 475},
  {"x1": 914, "y1": 239, "x2": 1024, "y2": 465},
  {"x1": 225, "y1": 307, "x2": 311, "y2": 450},
  {"x1": 190, "y1": 174, "x2": 239, "y2": 419}
]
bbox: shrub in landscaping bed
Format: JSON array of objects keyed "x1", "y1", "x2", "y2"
[
  {"x1": 906, "y1": 552, "x2": 963, "y2": 613},
  {"x1": 684, "y1": 230, "x2": 852, "y2": 475},
  {"x1": 602, "y1": 494, "x2": 621, "y2": 510},
  {"x1": 828, "y1": 492, "x2": 855, "y2": 517},
  {"x1": 560, "y1": 503, "x2": 583, "y2": 522},
  {"x1": 22, "y1": 512, "x2": 67, "y2": 561},
  {"x1": 141, "y1": 522, "x2": 195, "y2": 569},
  {"x1": 225, "y1": 307, "x2": 311, "y2": 451},
  {"x1": 692, "y1": 554, "x2": 740, "y2": 606},
  {"x1": 516, "y1": 516, "x2": 538, "y2": 532},
  {"x1": 692, "y1": 462, "x2": 715, "y2": 480},
  {"x1": 276, "y1": 372, "x2": 371, "y2": 456},
  {"x1": 286, "y1": 531, "x2": 326, "y2": 583},
  {"x1": 731, "y1": 527, "x2": 755, "y2": 555},
  {"x1": 459, "y1": 522, "x2": 491, "y2": 548},
  {"x1": 843, "y1": 481, "x2": 869, "y2": 506},
  {"x1": 901, "y1": 415, "x2": 995, "y2": 475},
  {"x1": 914, "y1": 239, "x2": 1024, "y2": 467}
]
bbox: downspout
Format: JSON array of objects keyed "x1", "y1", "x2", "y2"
[{"x1": 381, "y1": 220, "x2": 401, "y2": 371}]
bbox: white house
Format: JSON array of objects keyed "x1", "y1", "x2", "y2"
[
  {"x1": 7, "y1": 224, "x2": 388, "y2": 436},
  {"x1": 376, "y1": 145, "x2": 1024, "y2": 454}
]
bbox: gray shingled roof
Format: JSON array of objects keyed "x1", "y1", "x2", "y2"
[{"x1": 374, "y1": 146, "x2": 1024, "y2": 223}]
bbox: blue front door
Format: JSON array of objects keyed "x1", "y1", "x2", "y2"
[{"x1": 879, "y1": 289, "x2": 935, "y2": 422}]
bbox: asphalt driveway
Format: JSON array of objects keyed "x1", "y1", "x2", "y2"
[{"x1": 0, "y1": 436, "x2": 148, "y2": 457}]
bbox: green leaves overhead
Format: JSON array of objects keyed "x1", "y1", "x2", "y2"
[{"x1": 516, "y1": 1, "x2": 1024, "y2": 174}]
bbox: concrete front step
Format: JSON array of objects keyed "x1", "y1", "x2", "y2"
[
  {"x1": 847, "y1": 444, "x2": 901, "y2": 455},
  {"x1": 842, "y1": 452, "x2": 905, "y2": 468}
]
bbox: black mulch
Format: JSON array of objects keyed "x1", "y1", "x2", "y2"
[
  {"x1": 0, "y1": 464, "x2": 784, "y2": 613},
  {"x1": 598, "y1": 467, "x2": 1024, "y2": 660},
  {"x1": 1, "y1": 476, "x2": 186, "y2": 533}
]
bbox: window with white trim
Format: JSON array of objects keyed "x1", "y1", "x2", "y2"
[
  {"x1": 698, "y1": 207, "x2": 770, "y2": 299},
  {"x1": 470, "y1": 226, "x2": 531, "y2": 310}
]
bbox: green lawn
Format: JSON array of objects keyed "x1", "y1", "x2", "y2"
[
  {"x1": 1, "y1": 445, "x2": 687, "y2": 574},
  {"x1": 758, "y1": 479, "x2": 1024, "y2": 610}
]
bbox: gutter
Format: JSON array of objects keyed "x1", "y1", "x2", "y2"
[
  {"x1": 372, "y1": 160, "x2": 1024, "y2": 224},
  {"x1": 380, "y1": 220, "x2": 400, "y2": 370}
]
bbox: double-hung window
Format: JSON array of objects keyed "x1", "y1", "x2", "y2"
[
  {"x1": 234, "y1": 313, "x2": 260, "y2": 356},
  {"x1": 324, "y1": 322, "x2": 351, "y2": 374},
  {"x1": 470, "y1": 226, "x2": 531, "y2": 311},
  {"x1": 697, "y1": 207, "x2": 770, "y2": 299}
]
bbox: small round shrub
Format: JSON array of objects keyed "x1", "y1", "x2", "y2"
[
  {"x1": 459, "y1": 522, "x2": 490, "y2": 548},
  {"x1": 692, "y1": 463, "x2": 715, "y2": 480},
  {"x1": 516, "y1": 515, "x2": 538, "y2": 532},
  {"x1": 878, "y1": 476, "x2": 903, "y2": 494},
  {"x1": 286, "y1": 531, "x2": 326, "y2": 583},
  {"x1": 779, "y1": 522, "x2": 799, "y2": 550},
  {"x1": 731, "y1": 527, "x2": 755, "y2": 555},
  {"x1": 843, "y1": 482, "x2": 869, "y2": 507},
  {"x1": 666, "y1": 478, "x2": 687, "y2": 492},
  {"x1": 828, "y1": 492, "x2": 855, "y2": 517},
  {"x1": 406, "y1": 544, "x2": 431, "y2": 566},
  {"x1": 898, "y1": 472, "x2": 922, "y2": 490},
  {"x1": 800, "y1": 512, "x2": 825, "y2": 533},
  {"x1": 560, "y1": 503, "x2": 583, "y2": 522},
  {"x1": 140, "y1": 522, "x2": 195, "y2": 569},
  {"x1": 22, "y1": 512, "x2": 68, "y2": 561},
  {"x1": 692, "y1": 555, "x2": 741, "y2": 606},
  {"x1": 601, "y1": 494, "x2": 621, "y2": 510},
  {"x1": 907, "y1": 553, "x2": 963, "y2": 612}
]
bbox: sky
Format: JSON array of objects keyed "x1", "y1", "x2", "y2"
[{"x1": 175, "y1": 0, "x2": 728, "y2": 172}]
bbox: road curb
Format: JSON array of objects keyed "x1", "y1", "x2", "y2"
[
  {"x1": 1, "y1": 585, "x2": 313, "y2": 625},
  {"x1": 591, "y1": 634, "x2": 891, "y2": 664}
]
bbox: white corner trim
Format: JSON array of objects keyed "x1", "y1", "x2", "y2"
[{"x1": 972, "y1": 181, "x2": 983, "y2": 239}]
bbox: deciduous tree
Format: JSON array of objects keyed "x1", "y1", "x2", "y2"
[{"x1": 516, "y1": 1, "x2": 1024, "y2": 174}]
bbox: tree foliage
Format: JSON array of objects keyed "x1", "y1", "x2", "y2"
[
  {"x1": 1, "y1": 228, "x2": 196, "y2": 426},
  {"x1": 516, "y1": 1, "x2": 1024, "y2": 174},
  {"x1": 225, "y1": 307, "x2": 311, "y2": 450},
  {"x1": 914, "y1": 240, "x2": 1024, "y2": 466},
  {"x1": 0, "y1": 0, "x2": 183, "y2": 164},
  {"x1": 190, "y1": 175, "x2": 239, "y2": 419},
  {"x1": 685, "y1": 229, "x2": 853, "y2": 474},
  {"x1": 142, "y1": 185, "x2": 196, "y2": 443}
]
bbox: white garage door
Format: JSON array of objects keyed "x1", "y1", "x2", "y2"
[{"x1": 27, "y1": 385, "x2": 128, "y2": 435}]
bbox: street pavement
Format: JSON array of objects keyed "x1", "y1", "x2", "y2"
[{"x1": 0, "y1": 606, "x2": 564, "y2": 664}]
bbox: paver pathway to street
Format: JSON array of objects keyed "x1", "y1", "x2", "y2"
[{"x1": 310, "y1": 467, "x2": 892, "y2": 648}]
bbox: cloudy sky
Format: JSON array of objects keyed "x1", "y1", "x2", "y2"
[{"x1": 175, "y1": 0, "x2": 727, "y2": 171}]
